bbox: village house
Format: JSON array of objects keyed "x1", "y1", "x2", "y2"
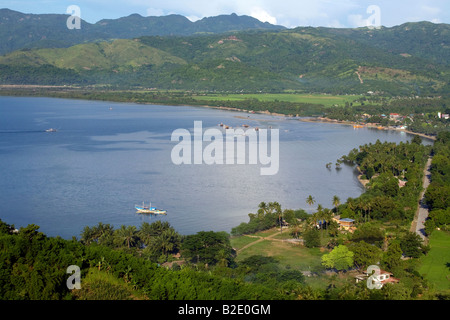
[
  {"x1": 389, "y1": 113, "x2": 401, "y2": 122},
  {"x1": 355, "y1": 269, "x2": 400, "y2": 288},
  {"x1": 332, "y1": 216, "x2": 356, "y2": 233}
]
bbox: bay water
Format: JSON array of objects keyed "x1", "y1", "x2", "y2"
[{"x1": 0, "y1": 96, "x2": 426, "y2": 239}]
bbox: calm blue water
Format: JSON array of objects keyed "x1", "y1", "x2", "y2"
[{"x1": 0, "y1": 96, "x2": 429, "y2": 239}]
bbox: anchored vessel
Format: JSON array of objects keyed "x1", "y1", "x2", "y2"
[{"x1": 135, "y1": 202, "x2": 167, "y2": 215}]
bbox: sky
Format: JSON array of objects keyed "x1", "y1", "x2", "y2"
[{"x1": 1, "y1": 0, "x2": 449, "y2": 28}]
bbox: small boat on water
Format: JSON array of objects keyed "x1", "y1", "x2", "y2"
[
  {"x1": 135, "y1": 202, "x2": 167, "y2": 215},
  {"x1": 45, "y1": 128, "x2": 58, "y2": 132}
]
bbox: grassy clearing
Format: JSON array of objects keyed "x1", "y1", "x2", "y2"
[
  {"x1": 192, "y1": 93, "x2": 362, "y2": 108},
  {"x1": 418, "y1": 230, "x2": 450, "y2": 292},
  {"x1": 230, "y1": 228, "x2": 325, "y2": 271},
  {"x1": 233, "y1": 238, "x2": 323, "y2": 270},
  {"x1": 230, "y1": 235, "x2": 259, "y2": 251}
]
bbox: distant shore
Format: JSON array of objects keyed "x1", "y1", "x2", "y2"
[
  {"x1": 0, "y1": 87, "x2": 438, "y2": 141},
  {"x1": 299, "y1": 117, "x2": 437, "y2": 141}
]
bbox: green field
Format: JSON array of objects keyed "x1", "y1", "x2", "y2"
[
  {"x1": 231, "y1": 228, "x2": 324, "y2": 272},
  {"x1": 418, "y1": 231, "x2": 450, "y2": 292},
  {"x1": 192, "y1": 93, "x2": 362, "y2": 108}
]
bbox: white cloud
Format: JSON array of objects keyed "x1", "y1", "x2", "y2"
[
  {"x1": 186, "y1": 15, "x2": 202, "y2": 22},
  {"x1": 250, "y1": 7, "x2": 277, "y2": 24},
  {"x1": 347, "y1": 14, "x2": 367, "y2": 28}
]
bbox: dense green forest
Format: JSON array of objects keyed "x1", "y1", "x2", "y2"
[
  {"x1": 339, "y1": 136, "x2": 431, "y2": 222},
  {"x1": 0, "y1": 220, "x2": 296, "y2": 300},
  {"x1": 425, "y1": 132, "x2": 450, "y2": 234}
]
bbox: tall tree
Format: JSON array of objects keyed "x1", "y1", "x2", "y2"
[
  {"x1": 306, "y1": 195, "x2": 316, "y2": 207},
  {"x1": 115, "y1": 225, "x2": 138, "y2": 249},
  {"x1": 321, "y1": 245, "x2": 354, "y2": 272},
  {"x1": 332, "y1": 195, "x2": 341, "y2": 215}
]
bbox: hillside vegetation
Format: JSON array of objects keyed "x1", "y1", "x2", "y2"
[
  {"x1": 0, "y1": 9, "x2": 285, "y2": 55},
  {"x1": 0, "y1": 19, "x2": 449, "y2": 96}
]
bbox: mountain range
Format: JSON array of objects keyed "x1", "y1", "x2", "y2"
[
  {"x1": 0, "y1": 9, "x2": 449, "y2": 96},
  {"x1": 0, "y1": 9, "x2": 284, "y2": 55}
]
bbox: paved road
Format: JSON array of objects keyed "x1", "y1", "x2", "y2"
[{"x1": 413, "y1": 157, "x2": 433, "y2": 241}]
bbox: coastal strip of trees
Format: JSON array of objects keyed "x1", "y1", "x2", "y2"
[{"x1": 424, "y1": 132, "x2": 450, "y2": 235}]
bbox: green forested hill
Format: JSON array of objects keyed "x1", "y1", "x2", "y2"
[
  {"x1": 320, "y1": 22, "x2": 450, "y2": 66},
  {"x1": 0, "y1": 17, "x2": 449, "y2": 95},
  {"x1": 0, "y1": 9, "x2": 285, "y2": 55}
]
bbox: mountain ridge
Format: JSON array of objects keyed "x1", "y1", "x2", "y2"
[
  {"x1": 0, "y1": 9, "x2": 449, "y2": 95},
  {"x1": 0, "y1": 9, "x2": 285, "y2": 55}
]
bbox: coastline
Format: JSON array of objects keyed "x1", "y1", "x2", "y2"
[
  {"x1": 355, "y1": 166, "x2": 370, "y2": 188},
  {"x1": 0, "y1": 88, "x2": 438, "y2": 141},
  {"x1": 299, "y1": 117, "x2": 437, "y2": 141}
]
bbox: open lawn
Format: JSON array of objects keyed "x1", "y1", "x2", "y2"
[
  {"x1": 231, "y1": 228, "x2": 325, "y2": 273},
  {"x1": 230, "y1": 228, "x2": 352, "y2": 290},
  {"x1": 192, "y1": 93, "x2": 362, "y2": 108},
  {"x1": 418, "y1": 230, "x2": 450, "y2": 292}
]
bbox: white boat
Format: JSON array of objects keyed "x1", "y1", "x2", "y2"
[
  {"x1": 45, "y1": 128, "x2": 57, "y2": 132},
  {"x1": 135, "y1": 202, "x2": 167, "y2": 215}
]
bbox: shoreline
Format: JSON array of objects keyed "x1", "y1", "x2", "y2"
[
  {"x1": 0, "y1": 89, "x2": 438, "y2": 141},
  {"x1": 355, "y1": 165, "x2": 370, "y2": 188},
  {"x1": 299, "y1": 117, "x2": 437, "y2": 141}
]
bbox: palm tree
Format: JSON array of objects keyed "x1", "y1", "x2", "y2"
[
  {"x1": 149, "y1": 228, "x2": 181, "y2": 259},
  {"x1": 315, "y1": 205, "x2": 331, "y2": 241},
  {"x1": 160, "y1": 228, "x2": 180, "y2": 256},
  {"x1": 138, "y1": 222, "x2": 154, "y2": 246},
  {"x1": 332, "y1": 195, "x2": 341, "y2": 215},
  {"x1": 257, "y1": 201, "x2": 268, "y2": 218},
  {"x1": 149, "y1": 220, "x2": 171, "y2": 236},
  {"x1": 94, "y1": 222, "x2": 114, "y2": 246},
  {"x1": 316, "y1": 204, "x2": 323, "y2": 214},
  {"x1": 216, "y1": 249, "x2": 229, "y2": 268},
  {"x1": 346, "y1": 197, "x2": 355, "y2": 212},
  {"x1": 81, "y1": 226, "x2": 95, "y2": 245},
  {"x1": 354, "y1": 198, "x2": 364, "y2": 223},
  {"x1": 116, "y1": 225, "x2": 138, "y2": 249},
  {"x1": 306, "y1": 195, "x2": 316, "y2": 207},
  {"x1": 323, "y1": 208, "x2": 333, "y2": 226},
  {"x1": 313, "y1": 204, "x2": 324, "y2": 230}
]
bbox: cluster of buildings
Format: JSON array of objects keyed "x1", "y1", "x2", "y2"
[{"x1": 438, "y1": 112, "x2": 450, "y2": 120}]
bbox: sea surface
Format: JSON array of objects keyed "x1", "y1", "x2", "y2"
[{"x1": 0, "y1": 96, "x2": 431, "y2": 239}]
